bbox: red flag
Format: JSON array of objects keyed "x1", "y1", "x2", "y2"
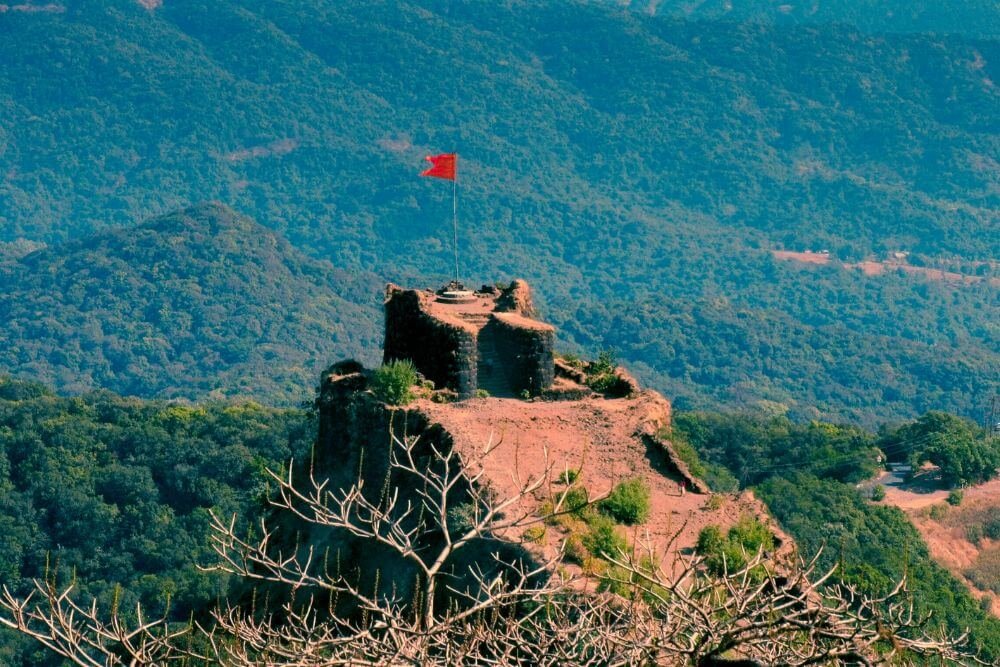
[{"x1": 420, "y1": 153, "x2": 457, "y2": 180}]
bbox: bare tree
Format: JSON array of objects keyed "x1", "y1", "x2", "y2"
[
  {"x1": 200, "y1": 427, "x2": 573, "y2": 664},
  {"x1": 0, "y1": 577, "x2": 194, "y2": 666},
  {"x1": 0, "y1": 424, "x2": 984, "y2": 666},
  {"x1": 592, "y1": 535, "x2": 986, "y2": 666}
]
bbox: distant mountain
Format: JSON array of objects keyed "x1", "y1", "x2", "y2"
[
  {"x1": 0, "y1": 203, "x2": 380, "y2": 403},
  {"x1": 627, "y1": 0, "x2": 999, "y2": 36},
  {"x1": 0, "y1": 0, "x2": 996, "y2": 422}
]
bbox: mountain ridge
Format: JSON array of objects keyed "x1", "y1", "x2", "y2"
[
  {"x1": 0, "y1": 0, "x2": 996, "y2": 422},
  {"x1": 0, "y1": 202, "x2": 380, "y2": 403}
]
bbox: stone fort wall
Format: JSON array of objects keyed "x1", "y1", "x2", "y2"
[
  {"x1": 383, "y1": 281, "x2": 554, "y2": 399},
  {"x1": 383, "y1": 287, "x2": 478, "y2": 398}
]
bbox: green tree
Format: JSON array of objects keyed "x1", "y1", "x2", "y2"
[
  {"x1": 883, "y1": 412, "x2": 998, "y2": 487},
  {"x1": 371, "y1": 360, "x2": 417, "y2": 406}
]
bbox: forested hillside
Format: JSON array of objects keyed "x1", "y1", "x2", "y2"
[
  {"x1": 1, "y1": 0, "x2": 996, "y2": 421},
  {"x1": 3, "y1": 377, "x2": 998, "y2": 663},
  {"x1": 675, "y1": 411, "x2": 1000, "y2": 661},
  {"x1": 0, "y1": 203, "x2": 380, "y2": 402},
  {"x1": 630, "y1": 0, "x2": 1000, "y2": 36},
  {"x1": 0, "y1": 377, "x2": 315, "y2": 665}
]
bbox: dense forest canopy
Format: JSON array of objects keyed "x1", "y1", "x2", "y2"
[
  {"x1": 1, "y1": 0, "x2": 997, "y2": 423},
  {"x1": 0, "y1": 377, "x2": 315, "y2": 665},
  {"x1": 614, "y1": 0, "x2": 1000, "y2": 36},
  {"x1": 0, "y1": 204, "x2": 381, "y2": 403},
  {"x1": 674, "y1": 411, "x2": 1000, "y2": 661}
]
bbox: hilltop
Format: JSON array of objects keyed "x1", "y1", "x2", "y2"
[
  {"x1": 0, "y1": 203, "x2": 380, "y2": 402},
  {"x1": 1, "y1": 292, "x2": 999, "y2": 662},
  {"x1": 1, "y1": 0, "x2": 997, "y2": 422}
]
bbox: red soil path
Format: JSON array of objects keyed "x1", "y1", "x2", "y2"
[
  {"x1": 877, "y1": 475, "x2": 1000, "y2": 616},
  {"x1": 415, "y1": 391, "x2": 788, "y2": 575},
  {"x1": 772, "y1": 250, "x2": 999, "y2": 286}
]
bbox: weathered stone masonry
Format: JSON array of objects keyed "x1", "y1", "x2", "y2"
[
  {"x1": 383, "y1": 288, "x2": 478, "y2": 397},
  {"x1": 383, "y1": 280, "x2": 555, "y2": 399}
]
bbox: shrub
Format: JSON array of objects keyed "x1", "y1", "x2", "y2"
[
  {"x1": 563, "y1": 533, "x2": 588, "y2": 565},
  {"x1": 586, "y1": 349, "x2": 632, "y2": 397},
  {"x1": 728, "y1": 515, "x2": 774, "y2": 554},
  {"x1": 588, "y1": 372, "x2": 632, "y2": 397},
  {"x1": 871, "y1": 485, "x2": 886, "y2": 501},
  {"x1": 475, "y1": 388, "x2": 490, "y2": 398},
  {"x1": 557, "y1": 468, "x2": 580, "y2": 485},
  {"x1": 556, "y1": 485, "x2": 591, "y2": 518},
  {"x1": 968, "y1": 524, "x2": 984, "y2": 546},
  {"x1": 371, "y1": 360, "x2": 417, "y2": 406},
  {"x1": 590, "y1": 349, "x2": 617, "y2": 376},
  {"x1": 538, "y1": 500, "x2": 560, "y2": 526},
  {"x1": 447, "y1": 503, "x2": 477, "y2": 533},
  {"x1": 560, "y1": 353, "x2": 584, "y2": 369},
  {"x1": 704, "y1": 494, "x2": 725, "y2": 511},
  {"x1": 430, "y1": 389, "x2": 456, "y2": 404},
  {"x1": 696, "y1": 517, "x2": 774, "y2": 576},
  {"x1": 696, "y1": 525, "x2": 725, "y2": 556},
  {"x1": 947, "y1": 489, "x2": 964, "y2": 506},
  {"x1": 597, "y1": 556, "x2": 667, "y2": 602},
  {"x1": 582, "y1": 515, "x2": 627, "y2": 559},
  {"x1": 599, "y1": 478, "x2": 651, "y2": 525},
  {"x1": 597, "y1": 564, "x2": 634, "y2": 597}
]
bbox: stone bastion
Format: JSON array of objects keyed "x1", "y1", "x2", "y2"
[{"x1": 383, "y1": 279, "x2": 555, "y2": 399}]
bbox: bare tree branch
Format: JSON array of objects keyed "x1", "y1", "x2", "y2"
[{"x1": 0, "y1": 422, "x2": 984, "y2": 666}]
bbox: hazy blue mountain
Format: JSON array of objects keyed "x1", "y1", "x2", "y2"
[
  {"x1": 0, "y1": 0, "x2": 996, "y2": 422},
  {"x1": 0, "y1": 203, "x2": 380, "y2": 402},
  {"x1": 625, "y1": 0, "x2": 999, "y2": 36}
]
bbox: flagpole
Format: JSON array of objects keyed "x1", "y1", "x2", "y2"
[{"x1": 452, "y1": 168, "x2": 459, "y2": 284}]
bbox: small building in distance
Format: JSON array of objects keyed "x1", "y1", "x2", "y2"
[{"x1": 383, "y1": 280, "x2": 555, "y2": 399}]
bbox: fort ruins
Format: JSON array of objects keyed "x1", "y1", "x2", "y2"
[{"x1": 383, "y1": 280, "x2": 555, "y2": 399}]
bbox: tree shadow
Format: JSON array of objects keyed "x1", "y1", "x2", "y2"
[{"x1": 898, "y1": 468, "x2": 945, "y2": 494}]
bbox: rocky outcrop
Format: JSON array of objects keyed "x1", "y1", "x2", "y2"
[{"x1": 494, "y1": 279, "x2": 536, "y2": 317}]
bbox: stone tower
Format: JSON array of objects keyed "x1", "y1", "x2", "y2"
[{"x1": 383, "y1": 280, "x2": 555, "y2": 399}]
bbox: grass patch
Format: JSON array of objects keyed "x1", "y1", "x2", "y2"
[
  {"x1": 599, "y1": 478, "x2": 651, "y2": 525},
  {"x1": 967, "y1": 547, "x2": 1000, "y2": 594},
  {"x1": 522, "y1": 525, "x2": 546, "y2": 543}
]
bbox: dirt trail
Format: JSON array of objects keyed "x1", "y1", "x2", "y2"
[
  {"x1": 772, "y1": 250, "x2": 999, "y2": 286},
  {"x1": 877, "y1": 475, "x2": 1000, "y2": 616},
  {"x1": 416, "y1": 392, "x2": 786, "y2": 573}
]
